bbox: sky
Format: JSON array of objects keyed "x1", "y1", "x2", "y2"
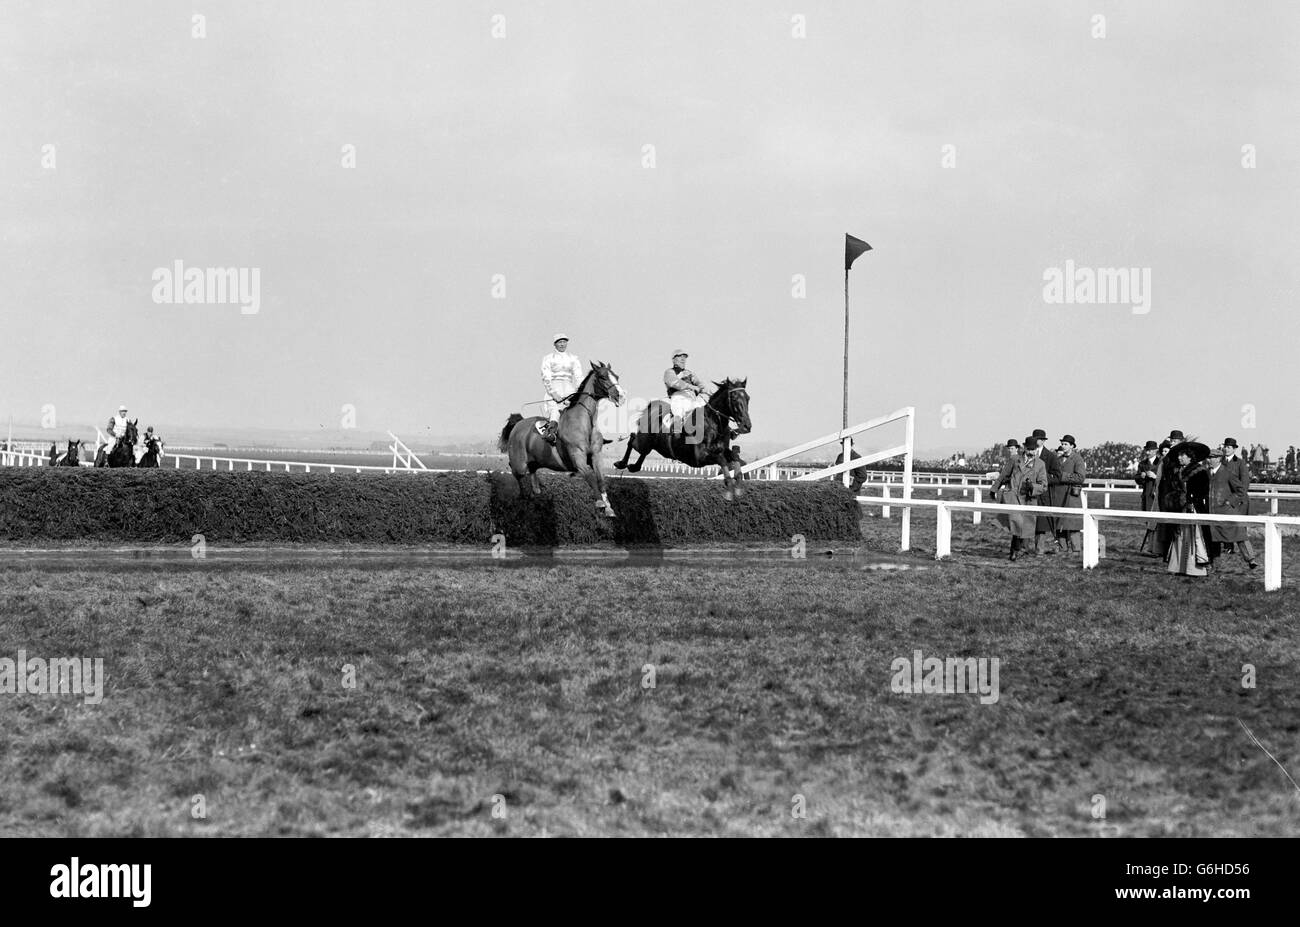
[{"x1": 2, "y1": 0, "x2": 1298, "y2": 455}]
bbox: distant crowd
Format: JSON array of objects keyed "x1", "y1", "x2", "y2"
[{"x1": 986, "y1": 427, "x2": 1260, "y2": 578}]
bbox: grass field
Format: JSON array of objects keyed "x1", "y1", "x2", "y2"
[{"x1": 3, "y1": 507, "x2": 1298, "y2": 837}]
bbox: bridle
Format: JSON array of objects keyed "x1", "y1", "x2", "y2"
[
  {"x1": 705, "y1": 386, "x2": 749, "y2": 433},
  {"x1": 560, "y1": 368, "x2": 625, "y2": 415}
]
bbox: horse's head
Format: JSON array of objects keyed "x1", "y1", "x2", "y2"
[
  {"x1": 124, "y1": 419, "x2": 139, "y2": 445},
  {"x1": 588, "y1": 361, "x2": 627, "y2": 406},
  {"x1": 711, "y1": 378, "x2": 751, "y2": 434}
]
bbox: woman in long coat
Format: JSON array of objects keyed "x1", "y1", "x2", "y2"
[
  {"x1": 1163, "y1": 446, "x2": 1211, "y2": 577},
  {"x1": 1051, "y1": 435, "x2": 1087, "y2": 551},
  {"x1": 989, "y1": 437, "x2": 1048, "y2": 561}
]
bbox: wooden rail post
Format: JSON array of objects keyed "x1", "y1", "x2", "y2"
[
  {"x1": 972, "y1": 488, "x2": 982, "y2": 525},
  {"x1": 1081, "y1": 513, "x2": 1100, "y2": 569},
  {"x1": 1264, "y1": 520, "x2": 1282, "y2": 591},
  {"x1": 936, "y1": 503, "x2": 952, "y2": 559}
]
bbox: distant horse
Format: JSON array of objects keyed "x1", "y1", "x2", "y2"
[
  {"x1": 138, "y1": 433, "x2": 162, "y2": 468},
  {"x1": 614, "y1": 378, "x2": 751, "y2": 499},
  {"x1": 58, "y1": 439, "x2": 83, "y2": 467},
  {"x1": 499, "y1": 362, "x2": 627, "y2": 518},
  {"x1": 95, "y1": 420, "x2": 138, "y2": 468},
  {"x1": 47, "y1": 442, "x2": 59, "y2": 466}
]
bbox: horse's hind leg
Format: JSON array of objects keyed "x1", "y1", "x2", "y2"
[{"x1": 613, "y1": 434, "x2": 637, "y2": 470}]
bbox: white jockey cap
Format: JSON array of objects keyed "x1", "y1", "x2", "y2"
[
  {"x1": 119, "y1": 403, "x2": 128, "y2": 410},
  {"x1": 553, "y1": 333, "x2": 569, "y2": 343}
]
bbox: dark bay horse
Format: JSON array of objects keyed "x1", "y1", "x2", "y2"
[
  {"x1": 138, "y1": 433, "x2": 162, "y2": 467},
  {"x1": 47, "y1": 442, "x2": 59, "y2": 466},
  {"x1": 57, "y1": 439, "x2": 83, "y2": 467},
  {"x1": 499, "y1": 362, "x2": 627, "y2": 518},
  {"x1": 613, "y1": 378, "x2": 751, "y2": 499},
  {"x1": 95, "y1": 420, "x2": 138, "y2": 467}
]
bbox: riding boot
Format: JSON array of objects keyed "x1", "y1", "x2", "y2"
[{"x1": 1009, "y1": 536, "x2": 1021, "y2": 561}]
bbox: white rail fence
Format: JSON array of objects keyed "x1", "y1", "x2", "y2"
[
  {"x1": 704, "y1": 406, "x2": 916, "y2": 546},
  {"x1": 857, "y1": 494, "x2": 1298, "y2": 592}
]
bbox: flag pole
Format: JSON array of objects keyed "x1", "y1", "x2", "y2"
[{"x1": 842, "y1": 268, "x2": 850, "y2": 431}]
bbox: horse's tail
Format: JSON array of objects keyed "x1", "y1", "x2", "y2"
[{"x1": 498, "y1": 413, "x2": 523, "y2": 452}]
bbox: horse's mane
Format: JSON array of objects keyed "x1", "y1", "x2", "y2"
[{"x1": 565, "y1": 362, "x2": 610, "y2": 399}]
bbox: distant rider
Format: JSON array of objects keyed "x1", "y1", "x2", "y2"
[
  {"x1": 538, "y1": 334, "x2": 582, "y2": 443},
  {"x1": 101, "y1": 403, "x2": 130, "y2": 459}
]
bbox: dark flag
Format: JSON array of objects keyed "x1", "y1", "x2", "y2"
[{"x1": 845, "y1": 234, "x2": 872, "y2": 270}]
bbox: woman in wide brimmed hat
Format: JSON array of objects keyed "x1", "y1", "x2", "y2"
[
  {"x1": 1161, "y1": 442, "x2": 1211, "y2": 577},
  {"x1": 989, "y1": 437, "x2": 1047, "y2": 561}
]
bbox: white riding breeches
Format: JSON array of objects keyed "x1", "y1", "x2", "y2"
[
  {"x1": 669, "y1": 393, "x2": 706, "y2": 419},
  {"x1": 544, "y1": 380, "x2": 576, "y2": 422}
]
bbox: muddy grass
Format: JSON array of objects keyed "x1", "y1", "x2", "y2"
[{"x1": 1, "y1": 513, "x2": 1298, "y2": 836}]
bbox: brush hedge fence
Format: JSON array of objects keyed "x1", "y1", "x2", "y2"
[{"x1": 0, "y1": 469, "x2": 864, "y2": 546}]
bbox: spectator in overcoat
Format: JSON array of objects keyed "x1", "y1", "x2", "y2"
[
  {"x1": 1205, "y1": 447, "x2": 1257, "y2": 571},
  {"x1": 1029, "y1": 428, "x2": 1062, "y2": 553},
  {"x1": 1053, "y1": 435, "x2": 1087, "y2": 552},
  {"x1": 990, "y1": 437, "x2": 1046, "y2": 561}
]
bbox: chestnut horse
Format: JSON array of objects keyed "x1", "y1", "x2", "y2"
[{"x1": 498, "y1": 362, "x2": 627, "y2": 518}]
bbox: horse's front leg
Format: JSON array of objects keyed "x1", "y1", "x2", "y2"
[
  {"x1": 575, "y1": 458, "x2": 615, "y2": 518},
  {"x1": 717, "y1": 451, "x2": 737, "y2": 501}
]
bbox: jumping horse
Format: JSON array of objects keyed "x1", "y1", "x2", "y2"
[
  {"x1": 499, "y1": 362, "x2": 627, "y2": 518},
  {"x1": 613, "y1": 378, "x2": 751, "y2": 499}
]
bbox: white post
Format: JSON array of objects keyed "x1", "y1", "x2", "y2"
[
  {"x1": 842, "y1": 436, "x2": 852, "y2": 488},
  {"x1": 972, "y1": 488, "x2": 982, "y2": 525},
  {"x1": 1264, "y1": 520, "x2": 1282, "y2": 592},
  {"x1": 1082, "y1": 513, "x2": 1100, "y2": 569},
  {"x1": 1103, "y1": 492, "x2": 1111, "y2": 509},
  {"x1": 936, "y1": 503, "x2": 951, "y2": 559},
  {"x1": 882, "y1": 484, "x2": 891, "y2": 519},
  {"x1": 1270, "y1": 494, "x2": 1278, "y2": 516},
  {"x1": 900, "y1": 409, "x2": 914, "y2": 552}
]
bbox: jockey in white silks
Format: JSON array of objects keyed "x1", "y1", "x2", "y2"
[
  {"x1": 537, "y1": 334, "x2": 582, "y2": 441},
  {"x1": 664, "y1": 349, "x2": 712, "y2": 429},
  {"x1": 101, "y1": 404, "x2": 130, "y2": 458}
]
